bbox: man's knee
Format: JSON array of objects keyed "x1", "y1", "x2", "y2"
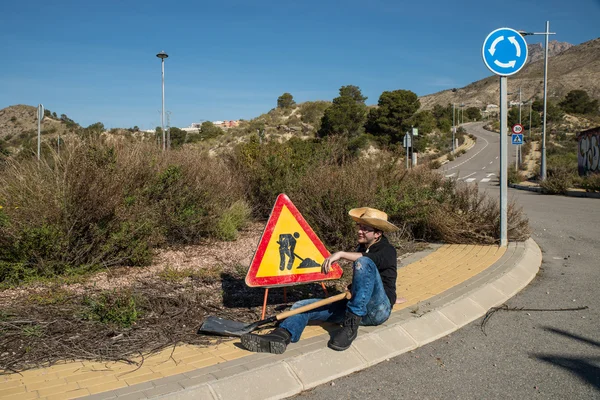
[{"x1": 353, "y1": 256, "x2": 376, "y2": 272}]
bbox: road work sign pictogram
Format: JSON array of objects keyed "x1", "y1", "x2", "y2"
[{"x1": 245, "y1": 194, "x2": 343, "y2": 287}]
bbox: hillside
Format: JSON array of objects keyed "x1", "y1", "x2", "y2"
[
  {"x1": 419, "y1": 38, "x2": 600, "y2": 109},
  {"x1": 0, "y1": 105, "x2": 73, "y2": 140},
  {"x1": 527, "y1": 40, "x2": 573, "y2": 64}
]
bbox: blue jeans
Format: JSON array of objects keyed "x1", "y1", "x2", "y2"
[{"x1": 279, "y1": 257, "x2": 391, "y2": 343}]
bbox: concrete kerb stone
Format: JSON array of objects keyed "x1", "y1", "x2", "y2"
[
  {"x1": 129, "y1": 239, "x2": 543, "y2": 400},
  {"x1": 509, "y1": 182, "x2": 600, "y2": 199}
]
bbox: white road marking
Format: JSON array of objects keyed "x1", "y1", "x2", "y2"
[
  {"x1": 458, "y1": 172, "x2": 476, "y2": 180},
  {"x1": 482, "y1": 166, "x2": 486, "y2": 169},
  {"x1": 444, "y1": 134, "x2": 490, "y2": 171},
  {"x1": 465, "y1": 178, "x2": 476, "y2": 183},
  {"x1": 486, "y1": 173, "x2": 496, "y2": 177},
  {"x1": 481, "y1": 178, "x2": 491, "y2": 183},
  {"x1": 445, "y1": 173, "x2": 456, "y2": 178},
  {"x1": 489, "y1": 161, "x2": 493, "y2": 164}
]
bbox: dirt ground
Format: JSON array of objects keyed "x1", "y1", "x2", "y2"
[{"x1": 0, "y1": 223, "x2": 420, "y2": 374}]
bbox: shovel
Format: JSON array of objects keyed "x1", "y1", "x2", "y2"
[
  {"x1": 294, "y1": 252, "x2": 321, "y2": 269},
  {"x1": 198, "y1": 291, "x2": 351, "y2": 336}
]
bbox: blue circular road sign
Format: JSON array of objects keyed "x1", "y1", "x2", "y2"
[{"x1": 482, "y1": 27, "x2": 528, "y2": 76}]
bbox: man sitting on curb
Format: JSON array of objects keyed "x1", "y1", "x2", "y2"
[{"x1": 241, "y1": 207, "x2": 399, "y2": 354}]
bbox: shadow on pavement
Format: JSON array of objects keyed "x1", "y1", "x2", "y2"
[
  {"x1": 534, "y1": 355, "x2": 600, "y2": 391},
  {"x1": 531, "y1": 327, "x2": 600, "y2": 391}
]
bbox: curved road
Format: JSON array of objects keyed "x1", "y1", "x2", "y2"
[
  {"x1": 291, "y1": 122, "x2": 600, "y2": 399},
  {"x1": 441, "y1": 121, "x2": 518, "y2": 190}
]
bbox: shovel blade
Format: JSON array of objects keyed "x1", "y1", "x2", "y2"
[
  {"x1": 198, "y1": 316, "x2": 258, "y2": 337},
  {"x1": 297, "y1": 258, "x2": 320, "y2": 269}
]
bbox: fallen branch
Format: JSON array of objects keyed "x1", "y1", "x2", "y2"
[{"x1": 480, "y1": 304, "x2": 589, "y2": 335}]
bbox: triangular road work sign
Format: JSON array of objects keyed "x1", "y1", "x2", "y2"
[{"x1": 245, "y1": 194, "x2": 343, "y2": 288}]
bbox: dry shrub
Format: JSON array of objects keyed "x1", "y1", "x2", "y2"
[
  {"x1": 578, "y1": 173, "x2": 600, "y2": 192},
  {"x1": 0, "y1": 140, "x2": 246, "y2": 285},
  {"x1": 232, "y1": 137, "x2": 530, "y2": 249}
]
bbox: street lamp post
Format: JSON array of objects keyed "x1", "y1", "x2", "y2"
[
  {"x1": 519, "y1": 22, "x2": 555, "y2": 180},
  {"x1": 156, "y1": 51, "x2": 169, "y2": 151}
]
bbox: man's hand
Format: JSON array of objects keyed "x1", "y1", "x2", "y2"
[{"x1": 321, "y1": 252, "x2": 342, "y2": 275}]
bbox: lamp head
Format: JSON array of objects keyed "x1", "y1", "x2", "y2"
[{"x1": 156, "y1": 51, "x2": 169, "y2": 59}]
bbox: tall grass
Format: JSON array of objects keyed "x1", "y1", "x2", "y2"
[
  {"x1": 0, "y1": 141, "x2": 247, "y2": 286},
  {"x1": 0, "y1": 136, "x2": 531, "y2": 286},
  {"x1": 231, "y1": 137, "x2": 530, "y2": 250}
]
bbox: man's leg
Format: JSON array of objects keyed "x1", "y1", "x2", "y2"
[
  {"x1": 241, "y1": 298, "x2": 346, "y2": 354},
  {"x1": 361, "y1": 266, "x2": 391, "y2": 326},
  {"x1": 346, "y1": 256, "x2": 379, "y2": 317},
  {"x1": 329, "y1": 256, "x2": 389, "y2": 350}
]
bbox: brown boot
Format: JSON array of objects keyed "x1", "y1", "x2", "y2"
[{"x1": 328, "y1": 311, "x2": 361, "y2": 351}]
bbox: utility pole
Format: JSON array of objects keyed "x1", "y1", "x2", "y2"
[
  {"x1": 518, "y1": 22, "x2": 555, "y2": 180},
  {"x1": 452, "y1": 103, "x2": 456, "y2": 152}
]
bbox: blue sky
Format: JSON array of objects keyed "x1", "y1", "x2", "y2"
[{"x1": 1, "y1": 0, "x2": 599, "y2": 129}]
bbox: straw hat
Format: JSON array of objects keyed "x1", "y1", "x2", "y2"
[{"x1": 348, "y1": 207, "x2": 399, "y2": 232}]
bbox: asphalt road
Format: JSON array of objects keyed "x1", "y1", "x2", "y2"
[{"x1": 291, "y1": 123, "x2": 600, "y2": 399}]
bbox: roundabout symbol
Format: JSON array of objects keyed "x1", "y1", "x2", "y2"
[{"x1": 482, "y1": 27, "x2": 528, "y2": 76}]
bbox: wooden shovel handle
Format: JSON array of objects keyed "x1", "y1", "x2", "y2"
[{"x1": 275, "y1": 291, "x2": 351, "y2": 321}]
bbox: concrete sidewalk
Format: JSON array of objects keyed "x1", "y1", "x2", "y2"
[{"x1": 0, "y1": 240, "x2": 542, "y2": 400}]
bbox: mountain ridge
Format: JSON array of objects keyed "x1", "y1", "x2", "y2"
[{"x1": 419, "y1": 38, "x2": 600, "y2": 109}]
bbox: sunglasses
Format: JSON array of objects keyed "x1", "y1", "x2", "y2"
[{"x1": 356, "y1": 224, "x2": 376, "y2": 233}]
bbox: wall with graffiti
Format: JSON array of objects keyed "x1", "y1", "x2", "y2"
[{"x1": 578, "y1": 127, "x2": 600, "y2": 176}]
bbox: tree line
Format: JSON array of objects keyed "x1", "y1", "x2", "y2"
[{"x1": 277, "y1": 86, "x2": 599, "y2": 146}]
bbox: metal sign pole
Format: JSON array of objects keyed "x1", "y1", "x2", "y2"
[
  {"x1": 482, "y1": 27, "x2": 528, "y2": 247},
  {"x1": 500, "y1": 77, "x2": 508, "y2": 247},
  {"x1": 37, "y1": 104, "x2": 44, "y2": 161},
  {"x1": 406, "y1": 133, "x2": 409, "y2": 170}
]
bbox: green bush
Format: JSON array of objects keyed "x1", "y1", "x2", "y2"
[
  {"x1": 540, "y1": 174, "x2": 572, "y2": 194},
  {"x1": 81, "y1": 290, "x2": 140, "y2": 328},
  {"x1": 578, "y1": 174, "x2": 600, "y2": 192},
  {"x1": 507, "y1": 166, "x2": 525, "y2": 184},
  {"x1": 447, "y1": 153, "x2": 455, "y2": 161},
  {"x1": 214, "y1": 200, "x2": 252, "y2": 241},
  {"x1": 429, "y1": 159, "x2": 442, "y2": 169},
  {"x1": 0, "y1": 141, "x2": 246, "y2": 286}
]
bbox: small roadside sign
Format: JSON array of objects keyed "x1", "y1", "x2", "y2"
[
  {"x1": 38, "y1": 104, "x2": 44, "y2": 121},
  {"x1": 403, "y1": 133, "x2": 411, "y2": 148},
  {"x1": 511, "y1": 134, "x2": 524, "y2": 145},
  {"x1": 512, "y1": 124, "x2": 523, "y2": 134},
  {"x1": 245, "y1": 194, "x2": 343, "y2": 288}
]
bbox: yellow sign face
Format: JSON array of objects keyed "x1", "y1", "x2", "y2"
[
  {"x1": 245, "y1": 194, "x2": 343, "y2": 288},
  {"x1": 257, "y1": 205, "x2": 324, "y2": 277}
]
